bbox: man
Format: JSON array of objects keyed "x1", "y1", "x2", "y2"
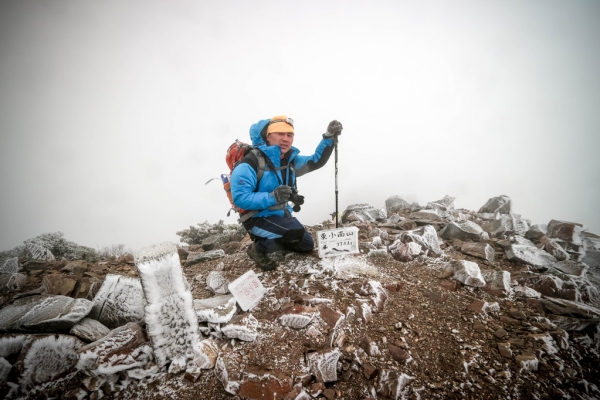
[{"x1": 231, "y1": 115, "x2": 343, "y2": 270}]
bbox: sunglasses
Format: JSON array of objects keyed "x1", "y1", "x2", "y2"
[{"x1": 268, "y1": 117, "x2": 294, "y2": 127}]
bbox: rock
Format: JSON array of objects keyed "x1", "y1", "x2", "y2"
[
  {"x1": 238, "y1": 365, "x2": 293, "y2": 399},
  {"x1": 547, "y1": 220, "x2": 584, "y2": 245},
  {"x1": 202, "y1": 235, "x2": 225, "y2": 251},
  {"x1": 194, "y1": 294, "x2": 238, "y2": 324},
  {"x1": 547, "y1": 260, "x2": 588, "y2": 277},
  {"x1": 449, "y1": 260, "x2": 486, "y2": 287},
  {"x1": 215, "y1": 350, "x2": 244, "y2": 395},
  {"x1": 0, "y1": 273, "x2": 26, "y2": 293},
  {"x1": 506, "y1": 244, "x2": 557, "y2": 270},
  {"x1": 539, "y1": 236, "x2": 569, "y2": 261},
  {"x1": 41, "y1": 274, "x2": 77, "y2": 296},
  {"x1": 461, "y1": 242, "x2": 495, "y2": 262},
  {"x1": 221, "y1": 313, "x2": 259, "y2": 341},
  {"x1": 439, "y1": 220, "x2": 487, "y2": 242},
  {"x1": 0, "y1": 257, "x2": 19, "y2": 274},
  {"x1": 318, "y1": 305, "x2": 344, "y2": 329},
  {"x1": 206, "y1": 270, "x2": 230, "y2": 294},
  {"x1": 341, "y1": 204, "x2": 382, "y2": 223},
  {"x1": 550, "y1": 330, "x2": 569, "y2": 350},
  {"x1": 358, "y1": 336, "x2": 381, "y2": 356},
  {"x1": 363, "y1": 363, "x2": 378, "y2": 380},
  {"x1": 375, "y1": 370, "x2": 414, "y2": 400},
  {"x1": 526, "y1": 297, "x2": 600, "y2": 319},
  {"x1": 397, "y1": 225, "x2": 442, "y2": 257},
  {"x1": 22, "y1": 242, "x2": 55, "y2": 261},
  {"x1": 481, "y1": 215, "x2": 529, "y2": 238},
  {"x1": 515, "y1": 354, "x2": 538, "y2": 372},
  {"x1": 466, "y1": 300, "x2": 500, "y2": 314},
  {"x1": 19, "y1": 335, "x2": 83, "y2": 389},
  {"x1": 494, "y1": 327, "x2": 509, "y2": 339},
  {"x1": 481, "y1": 270, "x2": 510, "y2": 292},
  {"x1": 306, "y1": 347, "x2": 340, "y2": 382},
  {"x1": 440, "y1": 279, "x2": 461, "y2": 291},
  {"x1": 61, "y1": 260, "x2": 88, "y2": 275},
  {"x1": 89, "y1": 274, "x2": 145, "y2": 329},
  {"x1": 388, "y1": 344, "x2": 410, "y2": 361},
  {"x1": 408, "y1": 210, "x2": 444, "y2": 223},
  {"x1": 478, "y1": 195, "x2": 512, "y2": 214},
  {"x1": 497, "y1": 343, "x2": 512, "y2": 359},
  {"x1": 513, "y1": 286, "x2": 542, "y2": 298},
  {"x1": 581, "y1": 231, "x2": 600, "y2": 269},
  {"x1": 360, "y1": 280, "x2": 388, "y2": 312},
  {"x1": 279, "y1": 305, "x2": 317, "y2": 329},
  {"x1": 192, "y1": 338, "x2": 219, "y2": 369},
  {"x1": 385, "y1": 196, "x2": 411, "y2": 215},
  {"x1": 70, "y1": 318, "x2": 111, "y2": 342},
  {"x1": 135, "y1": 242, "x2": 208, "y2": 370},
  {"x1": 77, "y1": 322, "x2": 152, "y2": 375},
  {"x1": 0, "y1": 295, "x2": 92, "y2": 332},
  {"x1": 71, "y1": 276, "x2": 102, "y2": 300},
  {"x1": 186, "y1": 249, "x2": 226, "y2": 265},
  {"x1": 425, "y1": 195, "x2": 455, "y2": 215},
  {"x1": 389, "y1": 241, "x2": 422, "y2": 262},
  {"x1": 525, "y1": 224, "x2": 548, "y2": 242}
]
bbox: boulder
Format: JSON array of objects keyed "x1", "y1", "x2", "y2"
[
  {"x1": 215, "y1": 350, "x2": 244, "y2": 395},
  {"x1": 0, "y1": 273, "x2": 26, "y2": 293},
  {"x1": 69, "y1": 318, "x2": 111, "y2": 342},
  {"x1": 398, "y1": 225, "x2": 442, "y2": 257},
  {"x1": 389, "y1": 241, "x2": 422, "y2": 262},
  {"x1": 481, "y1": 270, "x2": 511, "y2": 292},
  {"x1": 186, "y1": 249, "x2": 225, "y2": 265},
  {"x1": 0, "y1": 257, "x2": 19, "y2": 274},
  {"x1": 439, "y1": 220, "x2": 487, "y2": 242},
  {"x1": 408, "y1": 210, "x2": 444, "y2": 224},
  {"x1": 581, "y1": 232, "x2": 600, "y2": 270},
  {"x1": 206, "y1": 270, "x2": 230, "y2": 295},
  {"x1": 525, "y1": 225, "x2": 548, "y2": 242},
  {"x1": 89, "y1": 274, "x2": 144, "y2": 329},
  {"x1": 238, "y1": 365, "x2": 293, "y2": 399},
  {"x1": 360, "y1": 280, "x2": 388, "y2": 312},
  {"x1": 478, "y1": 195, "x2": 512, "y2": 214},
  {"x1": 547, "y1": 220, "x2": 584, "y2": 245},
  {"x1": 61, "y1": 260, "x2": 88, "y2": 275},
  {"x1": 306, "y1": 348, "x2": 340, "y2": 383},
  {"x1": 341, "y1": 204, "x2": 383, "y2": 223},
  {"x1": 0, "y1": 295, "x2": 92, "y2": 333},
  {"x1": 279, "y1": 305, "x2": 317, "y2": 329},
  {"x1": 385, "y1": 196, "x2": 411, "y2": 215},
  {"x1": 540, "y1": 237, "x2": 569, "y2": 261},
  {"x1": 449, "y1": 260, "x2": 486, "y2": 287},
  {"x1": 194, "y1": 294, "x2": 237, "y2": 324},
  {"x1": 506, "y1": 245, "x2": 558, "y2": 270},
  {"x1": 461, "y1": 242, "x2": 495, "y2": 262},
  {"x1": 221, "y1": 313, "x2": 259, "y2": 341},
  {"x1": 425, "y1": 195, "x2": 455, "y2": 215},
  {"x1": 481, "y1": 215, "x2": 529, "y2": 238},
  {"x1": 41, "y1": 274, "x2": 77, "y2": 296}
]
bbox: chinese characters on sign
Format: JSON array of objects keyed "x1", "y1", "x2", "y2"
[
  {"x1": 316, "y1": 226, "x2": 360, "y2": 258},
  {"x1": 228, "y1": 270, "x2": 265, "y2": 311}
]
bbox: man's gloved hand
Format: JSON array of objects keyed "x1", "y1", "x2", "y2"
[
  {"x1": 271, "y1": 185, "x2": 292, "y2": 203},
  {"x1": 324, "y1": 120, "x2": 343, "y2": 138}
]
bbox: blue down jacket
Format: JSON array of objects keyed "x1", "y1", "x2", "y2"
[{"x1": 231, "y1": 118, "x2": 335, "y2": 219}]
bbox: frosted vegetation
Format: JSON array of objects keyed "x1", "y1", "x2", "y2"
[{"x1": 176, "y1": 220, "x2": 246, "y2": 246}]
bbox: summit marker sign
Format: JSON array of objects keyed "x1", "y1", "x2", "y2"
[{"x1": 316, "y1": 226, "x2": 359, "y2": 258}]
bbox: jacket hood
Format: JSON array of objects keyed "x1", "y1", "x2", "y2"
[
  {"x1": 249, "y1": 119, "x2": 271, "y2": 147},
  {"x1": 249, "y1": 118, "x2": 299, "y2": 166}
]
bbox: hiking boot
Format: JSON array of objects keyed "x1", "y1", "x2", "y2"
[{"x1": 246, "y1": 244, "x2": 277, "y2": 271}]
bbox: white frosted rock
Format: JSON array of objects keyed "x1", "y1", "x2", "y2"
[
  {"x1": 135, "y1": 242, "x2": 203, "y2": 369},
  {"x1": 215, "y1": 351, "x2": 244, "y2": 395},
  {"x1": 0, "y1": 272, "x2": 26, "y2": 293},
  {"x1": 389, "y1": 241, "x2": 422, "y2": 262},
  {"x1": 398, "y1": 225, "x2": 443, "y2": 257},
  {"x1": 192, "y1": 338, "x2": 219, "y2": 369},
  {"x1": 507, "y1": 245, "x2": 558, "y2": 269},
  {"x1": 69, "y1": 318, "x2": 110, "y2": 342},
  {"x1": 450, "y1": 260, "x2": 486, "y2": 287},
  {"x1": 376, "y1": 370, "x2": 415, "y2": 400},
  {"x1": 20, "y1": 335, "x2": 83, "y2": 389},
  {"x1": 385, "y1": 195, "x2": 411, "y2": 215},
  {"x1": 0, "y1": 257, "x2": 19, "y2": 274},
  {"x1": 206, "y1": 270, "x2": 230, "y2": 294},
  {"x1": 360, "y1": 280, "x2": 388, "y2": 312},
  {"x1": 76, "y1": 322, "x2": 152, "y2": 375},
  {"x1": 440, "y1": 220, "x2": 487, "y2": 242},
  {"x1": 221, "y1": 314, "x2": 259, "y2": 342},
  {"x1": 187, "y1": 250, "x2": 225, "y2": 265},
  {"x1": 550, "y1": 260, "x2": 588, "y2": 277},
  {"x1": 89, "y1": 274, "x2": 144, "y2": 329},
  {"x1": 540, "y1": 237, "x2": 569, "y2": 261},
  {"x1": 482, "y1": 270, "x2": 511, "y2": 292},
  {"x1": 515, "y1": 354, "x2": 538, "y2": 372},
  {"x1": 409, "y1": 210, "x2": 444, "y2": 223},
  {"x1": 478, "y1": 195, "x2": 512, "y2": 214},
  {"x1": 0, "y1": 295, "x2": 92, "y2": 332},
  {"x1": 461, "y1": 242, "x2": 495, "y2": 262},
  {"x1": 279, "y1": 305, "x2": 316, "y2": 329},
  {"x1": 361, "y1": 302, "x2": 373, "y2": 324},
  {"x1": 194, "y1": 294, "x2": 237, "y2": 324},
  {"x1": 547, "y1": 220, "x2": 584, "y2": 245},
  {"x1": 306, "y1": 348, "x2": 340, "y2": 383}
]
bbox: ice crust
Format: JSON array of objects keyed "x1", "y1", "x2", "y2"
[{"x1": 135, "y1": 243, "x2": 202, "y2": 368}]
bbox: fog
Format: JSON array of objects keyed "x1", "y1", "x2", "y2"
[{"x1": 1, "y1": 0, "x2": 599, "y2": 252}]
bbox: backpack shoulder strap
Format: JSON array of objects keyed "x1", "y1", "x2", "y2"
[{"x1": 250, "y1": 148, "x2": 266, "y2": 182}]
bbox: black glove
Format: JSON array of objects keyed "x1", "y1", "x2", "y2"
[
  {"x1": 324, "y1": 120, "x2": 343, "y2": 138},
  {"x1": 272, "y1": 185, "x2": 292, "y2": 203}
]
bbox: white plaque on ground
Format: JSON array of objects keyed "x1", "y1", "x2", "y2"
[
  {"x1": 228, "y1": 270, "x2": 265, "y2": 311},
  {"x1": 316, "y1": 226, "x2": 360, "y2": 258}
]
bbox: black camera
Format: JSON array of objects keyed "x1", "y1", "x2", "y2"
[{"x1": 289, "y1": 188, "x2": 305, "y2": 213}]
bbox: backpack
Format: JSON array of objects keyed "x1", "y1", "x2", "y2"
[{"x1": 223, "y1": 140, "x2": 266, "y2": 217}]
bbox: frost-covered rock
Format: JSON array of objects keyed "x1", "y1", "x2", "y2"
[
  {"x1": 194, "y1": 294, "x2": 237, "y2": 324},
  {"x1": 341, "y1": 204, "x2": 382, "y2": 223},
  {"x1": 41, "y1": 274, "x2": 77, "y2": 296},
  {"x1": 398, "y1": 225, "x2": 442, "y2": 257},
  {"x1": 206, "y1": 270, "x2": 230, "y2": 294},
  {"x1": 548, "y1": 260, "x2": 588, "y2": 277},
  {"x1": 360, "y1": 280, "x2": 388, "y2": 312},
  {"x1": 89, "y1": 274, "x2": 144, "y2": 329},
  {"x1": 582, "y1": 232, "x2": 600, "y2": 270},
  {"x1": 306, "y1": 348, "x2": 340, "y2": 382},
  {"x1": 408, "y1": 210, "x2": 444, "y2": 223},
  {"x1": 540, "y1": 236, "x2": 569, "y2": 261},
  {"x1": 506, "y1": 244, "x2": 558, "y2": 269},
  {"x1": 389, "y1": 241, "x2": 422, "y2": 262},
  {"x1": 69, "y1": 318, "x2": 111, "y2": 342},
  {"x1": 221, "y1": 313, "x2": 259, "y2": 341},
  {"x1": 0, "y1": 257, "x2": 19, "y2": 274},
  {"x1": 425, "y1": 195, "x2": 455, "y2": 215},
  {"x1": 135, "y1": 242, "x2": 203, "y2": 370},
  {"x1": 215, "y1": 350, "x2": 244, "y2": 395},
  {"x1": 482, "y1": 270, "x2": 511, "y2": 292},
  {"x1": 192, "y1": 338, "x2": 219, "y2": 369},
  {"x1": 376, "y1": 370, "x2": 414, "y2": 400},
  {"x1": 279, "y1": 305, "x2": 317, "y2": 329},
  {"x1": 513, "y1": 286, "x2": 542, "y2": 298},
  {"x1": 385, "y1": 195, "x2": 411, "y2": 215},
  {"x1": 478, "y1": 195, "x2": 512, "y2": 214},
  {"x1": 19, "y1": 335, "x2": 83, "y2": 389},
  {"x1": 547, "y1": 220, "x2": 584, "y2": 245},
  {"x1": 186, "y1": 249, "x2": 225, "y2": 265},
  {"x1": 526, "y1": 224, "x2": 548, "y2": 242},
  {"x1": 515, "y1": 354, "x2": 538, "y2": 372},
  {"x1": 461, "y1": 242, "x2": 495, "y2": 262},
  {"x1": 76, "y1": 322, "x2": 152, "y2": 375},
  {"x1": 0, "y1": 272, "x2": 26, "y2": 293},
  {"x1": 439, "y1": 220, "x2": 487, "y2": 242},
  {"x1": 359, "y1": 335, "x2": 381, "y2": 356},
  {"x1": 0, "y1": 295, "x2": 92, "y2": 332},
  {"x1": 238, "y1": 365, "x2": 293, "y2": 399},
  {"x1": 450, "y1": 260, "x2": 486, "y2": 287},
  {"x1": 481, "y1": 214, "x2": 529, "y2": 238}
]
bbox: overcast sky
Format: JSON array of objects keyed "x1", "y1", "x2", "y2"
[{"x1": 1, "y1": 0, "x2": 599, "y2": 252}]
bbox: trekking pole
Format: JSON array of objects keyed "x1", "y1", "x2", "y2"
[{"x1": 335, "y1": 142, "x2": 339, "y2": 228}]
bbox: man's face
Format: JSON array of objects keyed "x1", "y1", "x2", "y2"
[{"x1": 267, "y1": 131, "x2": 294, "y2": 154}]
